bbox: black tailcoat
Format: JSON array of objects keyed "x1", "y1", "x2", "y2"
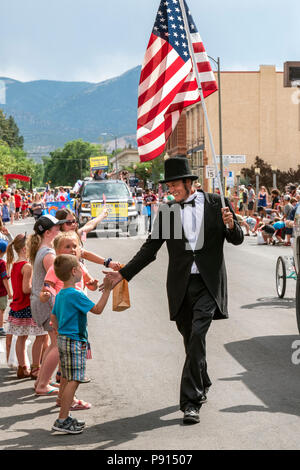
[{"x1": 119, "y1": 191, "x2": 244, "y2": 320}]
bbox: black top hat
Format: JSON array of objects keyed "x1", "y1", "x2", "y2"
[{"x1": 159, "y1": 155, "x2": 198, "y2": 184}]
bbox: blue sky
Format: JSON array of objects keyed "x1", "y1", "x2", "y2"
[{"x1": 1, "y1": 0, "x2": 299, "y2": 83}]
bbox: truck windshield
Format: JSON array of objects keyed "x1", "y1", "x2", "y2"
[{"x1": 83, "y1": 182, "x2": 130, "y2": 199}]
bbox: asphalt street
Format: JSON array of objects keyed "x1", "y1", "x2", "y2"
[{"x1": 0, "y1": 218, "x2": 299, "y2": 450}]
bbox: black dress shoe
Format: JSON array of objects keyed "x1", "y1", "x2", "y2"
[{"x1": 183, "y1": 407, "x2": 200, "y2": 424}]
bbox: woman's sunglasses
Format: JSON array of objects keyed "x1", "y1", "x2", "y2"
[{"x1": 65, "y1": 219, "x2": 77, "y2": 225}]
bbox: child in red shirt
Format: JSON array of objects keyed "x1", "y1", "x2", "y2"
[
  {"x1": 0, "y1": 240, "x2": 12, "y2": 337},
  {"x1": 14, "y1": 191, "x2": 22, "y2": 220}
]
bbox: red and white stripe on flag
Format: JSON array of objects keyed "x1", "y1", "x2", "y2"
[{"x1": 137, "y1": 5, "x2": 218, "y2": 163}]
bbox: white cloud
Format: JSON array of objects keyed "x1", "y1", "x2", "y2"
[{"x1": 0, "y1": 66, "x2": 37, "y2": 83}]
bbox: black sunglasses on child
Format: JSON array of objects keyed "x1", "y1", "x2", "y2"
[{"x1": 65, "y1": 219, "x2": 77, "y2": 225}]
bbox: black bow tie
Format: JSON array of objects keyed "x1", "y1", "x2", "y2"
[{"x1": 180, "y1": 198, "x2": 196, "y2": 209}]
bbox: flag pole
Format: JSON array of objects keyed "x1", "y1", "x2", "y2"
[{"x1": 178, "y1": 0, "x2": 226, "y2": 209}]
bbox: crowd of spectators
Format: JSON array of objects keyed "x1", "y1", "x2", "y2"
[
  {"x1": 229, "y1": 183, "x2": 300, "y2": 246},
  {"x1": 1, "y1": 179, "x2": 299, "y2": 246},
  {"x1": 129, "y1": 181, "x2": 300, "y2": 242},
  {"x1": 0, "y1": 186, "x2": 73, "y2": 225}
]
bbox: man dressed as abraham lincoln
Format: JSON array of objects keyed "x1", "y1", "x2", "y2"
[{"x1": 102, "y1": 155, "x2": 244, "y2": 425}]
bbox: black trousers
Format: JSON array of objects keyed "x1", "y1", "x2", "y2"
[{"x1": 175, "y1": 273, "x2": 217, "y2": 412}]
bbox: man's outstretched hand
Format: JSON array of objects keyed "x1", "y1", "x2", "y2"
[{"x1": 99, "y1": 270, "x2": 124, "y2": 291}]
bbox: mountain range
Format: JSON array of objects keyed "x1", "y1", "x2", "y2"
[{"x1": 0, "y1": 66, "x2": 141, "y2": 160}]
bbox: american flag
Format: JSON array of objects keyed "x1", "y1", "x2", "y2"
[{"x1": 137, "y1": 0, "x2": 218, "y2": 162}]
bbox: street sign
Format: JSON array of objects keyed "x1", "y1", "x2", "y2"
[
  {"x1": 216, "y1": 155, "x2": 246, "y2": 164},
  {"x1": 205, "y1": 165, "x2": 216, "y2": 179}
]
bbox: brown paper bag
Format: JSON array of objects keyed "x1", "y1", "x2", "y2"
[{"x1": 112, "y1": 276, "x2": 130, "y2": 312}]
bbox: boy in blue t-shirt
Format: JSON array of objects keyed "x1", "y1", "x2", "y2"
[
  {"x1": 50, "y1": 254, "x2": 113, "y2": 434},
  {"x1": 273, "y1": 219, "x2": 285, "y2": 244}
]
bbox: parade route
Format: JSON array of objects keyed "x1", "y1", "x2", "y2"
[
  {"x1": 2, "y1": 0, "x2": 300, "y2": 457},
  {"x1": 0, "y1": 219, "x2": 299, "y2": 450}
]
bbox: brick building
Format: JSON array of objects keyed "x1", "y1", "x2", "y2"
[{"x1": 166, "y1": 111, "x2": 209, "y2": 191}]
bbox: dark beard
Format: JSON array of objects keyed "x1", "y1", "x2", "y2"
[{"x1": 178, "y1": 183, "x2": 192, "y2": 204}]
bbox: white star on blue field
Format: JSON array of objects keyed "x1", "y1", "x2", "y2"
[{"x1": 153, "y1": 0, "x2": 197, "y2": 61}]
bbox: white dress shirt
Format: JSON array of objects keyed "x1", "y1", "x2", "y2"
[{"x1": 180, "y1": 191, "x2": 205, "y2": 273}]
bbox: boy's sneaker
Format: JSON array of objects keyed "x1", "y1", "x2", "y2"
[
  {"x1": 80, "y1": 376, "x2": 91, "y2": 383},
  {"x1": 52, "y1": 416, "x2": 83, "y2": 434},
  {"x1": 0, "y1": 328, "x2": 6, "y2": 337}
]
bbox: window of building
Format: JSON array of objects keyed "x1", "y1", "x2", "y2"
[
  {"x1": 192, "y1": 150, "x2": 203, "y2": 169},
  {"x1": 192, "y1": 167, "x2": 203, "y2": 186},
  {"x1": 191, "y1": 150, "x2": 204, "y2": 186}
]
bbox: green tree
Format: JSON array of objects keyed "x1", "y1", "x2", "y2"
[
  {"x1": 242, "y1": 156, "x2": 300, "y2": 192},
  {"x1": 0, "y1": 110, "x2": 43, "y2": 188},
  {"x1": 7, "y1": 115, "x2": 24, "y2": 148},
  {"x1": 0, "y1": 143, "x2": 15, "y2": 182},
  {"x1": 12, "y1": 147, "x2": 43, "y2": 187},
  {"x1": 276, "y1": 166, "x2": 300, "y2": 189},
  {"x1": 124, "y1": 155, "x2": 165, "y2": 188},
  {"x1": 124, "y1": 162, "x2": 152, "y2": 187},
  {"x1": 150, "y1": 155, "x2": 165, "y2": 187},
  {"x1": 0, "y1": 110, "x2": 24, "y2": 148},
  {"x1": 43, "y1": 139, "x2": 102, "y2": 186},
  {"x1": 0, "y1": 142, "x2": 43, "y2": 188},
  {"x1": 242, "y1": 156, "x2": 273, "y2": 191}
]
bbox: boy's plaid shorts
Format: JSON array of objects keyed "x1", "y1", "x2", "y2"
[{"x1": 57, "y1": 335, "x2": 87, "y2": 382}]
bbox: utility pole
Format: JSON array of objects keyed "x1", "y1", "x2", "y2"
[
  {"x1": 208, "y1": 55, "x2": 224, "y2": 194},
  {"x1": 115, "y1": 136, "x2": 118, "y2": 172},
  {"x1": 217, "y1": 57, "x2": 224, "y2": 192}
]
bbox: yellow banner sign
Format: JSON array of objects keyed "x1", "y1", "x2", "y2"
[
  {"x1": 90, "y1": 156, "x2": 108, "y2": 170},
  {"x1": 91, "y1": 202, "x2": 128, "y2": 221}
]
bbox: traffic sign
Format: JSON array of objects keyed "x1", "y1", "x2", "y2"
[
  {"x1": 216, "y1": 155, "x2": 246, "y2": 164},
  {"x1": 205, "y1": 166, "x2": 216, "y2": 179}
]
